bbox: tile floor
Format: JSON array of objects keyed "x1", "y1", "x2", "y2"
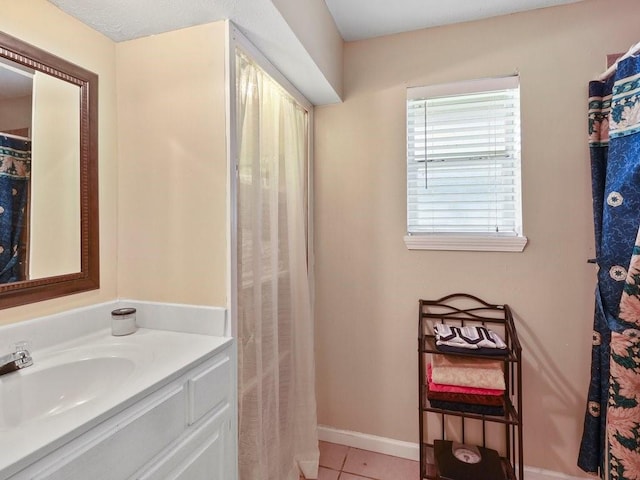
[{"x1": 301, "y1": 441, "x2": 420, "y2": 480}]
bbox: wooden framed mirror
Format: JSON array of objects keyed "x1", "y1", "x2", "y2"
[{"x1": 0, "y1": 31, "x2": 98, "y2": 309}]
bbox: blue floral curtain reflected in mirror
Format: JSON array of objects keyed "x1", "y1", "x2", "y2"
[{"x1": 0, "y1": 134, "x2": 30, "y2": 283}]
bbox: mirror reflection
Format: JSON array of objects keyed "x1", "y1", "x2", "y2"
[{"x1": 0, "y1": 56, "x2": 80, "y2": 284}]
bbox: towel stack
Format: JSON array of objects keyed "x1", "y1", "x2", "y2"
[{"x1": 427, "y1": 324, "x2": 507, "y2": 416}]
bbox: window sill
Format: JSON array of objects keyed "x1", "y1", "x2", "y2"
[{"x1": 403, "y1": 234, "x2": 528, "y2": 252}]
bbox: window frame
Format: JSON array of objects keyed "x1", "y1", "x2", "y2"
[{"x1": 404, "y1": 76, "x2": 527, "y2": 252}]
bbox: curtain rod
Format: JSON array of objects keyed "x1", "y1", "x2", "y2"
[
  {"x1": 0, "y1": 132, "x2": 30, "y2": 141},
  {"x1": 597, "y1": 40, "x2": 640, "y2": 81}
]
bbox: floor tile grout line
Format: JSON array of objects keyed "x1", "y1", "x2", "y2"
[{"x1": 340, "y1": 446, "x2": 350, "y2": 471}]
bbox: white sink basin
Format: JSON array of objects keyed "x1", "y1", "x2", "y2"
[
  {"x1": 0, "y1": 357, "x2": 134, "y2": 430},
  {"x1": 0, "y1": 342, "x2": 149, "y2": 431}
]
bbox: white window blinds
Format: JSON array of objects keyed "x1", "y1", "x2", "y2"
[{"x1": 407, "y1": 76, "x2": 522, "y2": 236}]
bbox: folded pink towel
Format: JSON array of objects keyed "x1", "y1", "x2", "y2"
[
  {"x1": 427, "y1": 364, "x2": 504, "y2": 396},
  {"x1": 430, "y1": 354, "x2": 506, "y2": 390}
]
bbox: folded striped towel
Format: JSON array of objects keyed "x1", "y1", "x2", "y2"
[{"x1": 433, "y1": 324, "x2": 507, "y2": 350}]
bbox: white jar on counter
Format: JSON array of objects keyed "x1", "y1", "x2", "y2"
[{"x1": 111, "y1": 307, "x2": 137, "y2": 336}]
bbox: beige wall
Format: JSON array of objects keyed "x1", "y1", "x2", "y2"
[
  {"x1": 115, "y1": 22, "x2": 227, "y2": 306},
  {"x1": 0, "y1": 0, "x2": 118, "y2": 324},
  {"x1": 314, "y1": 0, "x2": 640, "y2": 475},
  {"x1": 0, "y1": 95, "x2": 32, "y2": 132}
]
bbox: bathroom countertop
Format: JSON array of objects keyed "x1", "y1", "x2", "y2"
[{"x1": 0, "y1": 328, "x2": 233, "y2": 479}]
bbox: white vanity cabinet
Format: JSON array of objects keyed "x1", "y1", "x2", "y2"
[{"x1": 7, "y1": 343, "x2": 237, "y2": 480}]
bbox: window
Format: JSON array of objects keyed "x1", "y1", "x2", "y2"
[{"x1": 405, "y1": 76, "x2": 527, "y2": 252}]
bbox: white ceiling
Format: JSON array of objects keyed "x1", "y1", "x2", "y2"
[
  {"x1": 326, "y1": 0, "x2": 585, "y2": 41},
  {"x1": 48, "y1": 0, "x2": 238, "y2": 44}
]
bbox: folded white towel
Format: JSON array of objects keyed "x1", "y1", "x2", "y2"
[{"x1": 434, "y1": 324, "x2": 507, "y2": 350}]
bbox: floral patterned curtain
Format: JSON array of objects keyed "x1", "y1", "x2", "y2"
[
  {"x1": 579, "y1": 55, "x2": 640, "y2": 479},
  {"x1": 0, "y1": 134, "x2": 30, "y2": 283}
]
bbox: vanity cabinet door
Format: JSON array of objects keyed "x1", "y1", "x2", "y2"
[
  {"x1": 187, "y1": 351, "x2": 232, "y2": 425},
  {"x1": 29, "y1": 386, "x2": 187, "y2": 480},
  {"x1": 136, "y1": 403, "x2": 233, "y2": 480}
]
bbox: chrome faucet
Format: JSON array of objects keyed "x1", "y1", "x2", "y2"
[{"x1": 0, "y1": 341, "x2": 33, "y2": 376}]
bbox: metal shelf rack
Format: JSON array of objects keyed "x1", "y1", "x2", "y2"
[{"x1": 418, "y1": 294, "x2": 523, "y2": 480}]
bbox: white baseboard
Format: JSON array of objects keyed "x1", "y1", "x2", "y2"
[
  {"x1": 318, "y1": 425, "x2": 420, "y2": 461},
  {"x1": 317, "y1": 425, "x2": 592, "y2": 480}
]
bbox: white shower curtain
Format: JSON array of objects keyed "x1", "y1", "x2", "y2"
[{"x1": 236, "y1": 51, "x2": 319, "y2": 480}]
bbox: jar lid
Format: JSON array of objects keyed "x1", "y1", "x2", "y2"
[{"x1": 111, "y1": 307, "x2": 136, "y2": 316}]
